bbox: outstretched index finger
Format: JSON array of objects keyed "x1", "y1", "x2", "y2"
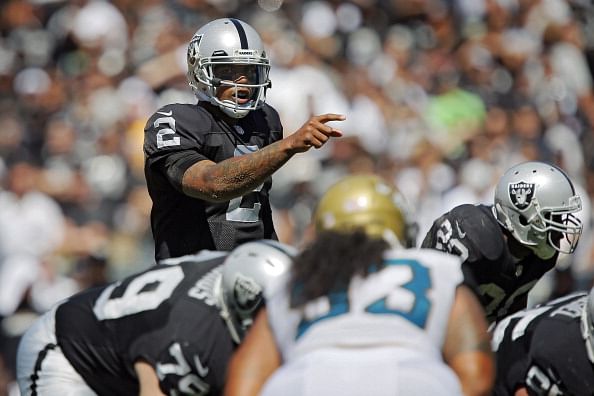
[{"x1": 316, "y1": 113, "x2": 346, "y2": 124}]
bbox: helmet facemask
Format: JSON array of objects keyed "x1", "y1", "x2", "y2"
[
  {"x1": 496, "y1": 193, "x2": 582, "y2": 259},
  {"x1": 188, "y1": 40, "x2": 271, "y2": 119}
]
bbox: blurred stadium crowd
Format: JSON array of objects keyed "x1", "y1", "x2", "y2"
[{"x1": 2, "y1": 0, "x2": 594, "y2": 394}]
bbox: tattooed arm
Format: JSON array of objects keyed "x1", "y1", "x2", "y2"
[
  {"x1": 182, "y1": 114, "x2": 344, "y2": 202},
  {"x1": 443, "y1": 285, "x2": 495, "y2": 396},
  {"x1": 224, "y1": 309, "x2": 280, "y2": 396}
]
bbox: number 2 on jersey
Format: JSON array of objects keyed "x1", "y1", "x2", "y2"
[
  {"x1": 154, "y1": 113, "x2": 181, "y2": 148},
  {"x1": 296, "y1": 259, "x2": 432, "y2": 339},
  {"x1": 226, "y1": 145, "x2": 263, "y2": 222}
]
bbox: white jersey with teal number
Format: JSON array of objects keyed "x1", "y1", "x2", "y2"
[{"x1": 267, "y1": 248, "x2": 464, "y2": 360}]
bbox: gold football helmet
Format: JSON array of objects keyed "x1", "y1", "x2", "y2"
[{"x1": 313, "y1": 174, "x2": 416, "y2": 247}]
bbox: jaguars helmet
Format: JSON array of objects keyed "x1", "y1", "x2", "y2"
[
  {"x1": 186, "y1": 18, "x2": 271, "y2": 119},
  {"x1": 313, "y1": 174, "x2": 417, "y2": 248},
  {"x1": 493, "y1": 161, "x2": 582, "y2": 259},
  {"x1": 215, "y1": 240, "x2": 295, "y2": 343}
]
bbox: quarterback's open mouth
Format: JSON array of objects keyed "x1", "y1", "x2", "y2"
[{"x1": 233, "y1": 88, "x2": 252, "y2": 104}]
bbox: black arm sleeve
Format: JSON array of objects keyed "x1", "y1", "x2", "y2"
[{"x1": 158, "y1": 150, "x2": 208, "y2": 193}]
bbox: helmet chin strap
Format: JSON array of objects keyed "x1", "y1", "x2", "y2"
[
  {"x1": 527, "y1": 242, "x2": 556, "y2": 260},
  {"x1": 219, "y1": 101, "x2": 250, "y2": 119}
]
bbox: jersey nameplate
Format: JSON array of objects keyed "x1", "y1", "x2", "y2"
[{"x1": 188, "y1": 267, "x2": 222, "y2": 306}]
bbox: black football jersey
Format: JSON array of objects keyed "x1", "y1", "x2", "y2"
[
  {"x1": 492, "y1": 292, "x2": 594, "y2": 396},
  {"x1": 55, "y1": 252, "x2": 233, "y2": 396},
  {"x1": 144, "y1": 101, "x2": 283, "y2": 261},
  {"x1": 421, "y1": 204, "x2": 557, "y2": 323}
]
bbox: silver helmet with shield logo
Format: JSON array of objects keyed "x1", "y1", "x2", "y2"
[
  {"x1": 186, "y1": 18, "x2": 271, "y2": 119},
  {"x1": 493, "y1": 161, "x2": 582, "y2": 259},
  {"x1": 215, "y1": 240, "x2": 295, "y2": 343}
]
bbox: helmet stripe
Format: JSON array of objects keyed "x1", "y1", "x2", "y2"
[
  {"x1": 229, "y1": 18, "x2": 248, "y2": 49},
  {"x1": 553, "y1": 164, "x2": 576, "y2": 195}
]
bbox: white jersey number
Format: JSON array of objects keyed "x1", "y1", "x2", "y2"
[
  {"x1": 156, "y1": 342, "x2": 210, "y2": 396},
  {"x1": 154, "y1": 112, "x2": 181, "y2": 148},
  {"x1": 435, "y1": 219, "x2": 469, "y2": 262},
  {"x1": 93, "y1": 266, "x2": 184, "y2": 320},
  {"x1": 226, "y1": 145, "x2": 263, "y2": 223},
  {"x1": 296, "y1": 259, "x2": 432, "y2": 338}
]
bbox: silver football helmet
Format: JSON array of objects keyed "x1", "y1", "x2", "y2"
[
  {"x1": 581, "y1": 288, "x2": 594, "y2": 363},
  {"x1": 215, "y1": 240, "x2": 295, "y2": 343},
  {"x1": 186, "y1": 18, "x2": 271, "y2": 119},
  {"x1": 493, "y1": 161, "x2": 582, "y2": 259}
]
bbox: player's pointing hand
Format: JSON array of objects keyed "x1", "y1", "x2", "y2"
[{"x1": 285, "y1": 113, "x2": 346, "y2": 153}]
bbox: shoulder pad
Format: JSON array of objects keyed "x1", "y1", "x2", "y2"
[
  {"x1": 449, "y1": 204, "x2": 504, "y2": 261},
  {"x1": 144, "y1": 103, "x2": 213, "y2": 156}
]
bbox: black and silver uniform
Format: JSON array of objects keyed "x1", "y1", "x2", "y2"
[
  {"x1": 492, "y1": 292, "x2": 594, "y2": 396},
  {"x1": 144, "y1": 101, "x2": 282, "y2": 261},
  {"x1": 55, "y1": 252, "x2": 233, "y2": 396},
  {"x1": 421, "y1": 204, "x2": 557, "y2": 323}
]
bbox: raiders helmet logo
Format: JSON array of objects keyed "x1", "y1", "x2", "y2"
[
  {"x1": 509, "y1": 182, "x2": 535, "y2": 210},
  {"x1": 187, "y1": 34, "x2": 203, "y2": 65},
  {"x1": 233, "y1": 274, "x2": 262, "y2": 312}
]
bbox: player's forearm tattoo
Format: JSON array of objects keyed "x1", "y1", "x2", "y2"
[{"x1": 183, "y1": 140, "x2": 291, "y2": 201}]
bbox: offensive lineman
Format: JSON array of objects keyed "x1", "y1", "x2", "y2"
[
  {"x1": 491, "y1": 288, "x2": 594, "y2": 395},
  {"x1": 422, "y1": 161, "x2": 583, "y2": 323},
  {"x1": 225, "y1": 175, "x2": 494, "y2": 396},
  {"x1": 144, "y1": 18, "x2": 344, "y2": 261},
  {"x1": 16, "y1": 240, "x2": 294, "y2": 396}
]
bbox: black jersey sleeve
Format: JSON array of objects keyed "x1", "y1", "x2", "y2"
[
  {"x1": 131, "y1": 308, "x2": 234, "y2": 396},
  {"x1": 527, "y1": 301, "x2": 594, "y2": 395},
  {"x1": 144, "y1": 103, "x2": 213, "y2": 166},
  {"x1": 493, "y1": 293, "x2": 591, "y2": 396},
  {"x1": 159, "y1": 150, "x2": 206, "y2": 193},
  {"x1": 421, "y1": 204, "x2": 505, "y2": 263},
  {"x1": 261, "y1": 103, "x2": 283, "y2": 144}
]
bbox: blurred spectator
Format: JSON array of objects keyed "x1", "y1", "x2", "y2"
[{"x1": 0, "y1": 159, "x2": 65, "y2": 318}]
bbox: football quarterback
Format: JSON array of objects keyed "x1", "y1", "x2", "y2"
[{"x1": 143, "y1": 18, "x2": 345, "y2": 261}]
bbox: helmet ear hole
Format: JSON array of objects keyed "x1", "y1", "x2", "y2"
[{"x1": 518, "y1": 215, "x2": 529, "y2": 226}]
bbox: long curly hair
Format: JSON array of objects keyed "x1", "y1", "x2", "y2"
[{"x1": 290, "y1": 229, "x2": 388, "y2": 307}]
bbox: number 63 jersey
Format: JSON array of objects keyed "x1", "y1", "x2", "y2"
[
  {"x1": 491, "y1": 292, "x2": 594, "y2": 396},
  {"x1": 53, "y1": 253, "x2": 232, "y2": 396},
  {"x1": 266, "y1": 248, "x2": 464, "y2": 363}
]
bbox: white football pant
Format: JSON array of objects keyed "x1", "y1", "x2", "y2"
[{"x1": 16, "y1": 306, "x2": 96, "y2": 396}]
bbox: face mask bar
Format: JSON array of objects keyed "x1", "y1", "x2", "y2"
[
  {"x1": 195, "y1": 57, "x2": 271, "y2": 112},
  {"x1": 529, "y1": 195, "x2": 583, "y2": 254},
  {"x1": 545, "y1": 213, "x2": 582, "y2": 254}
]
